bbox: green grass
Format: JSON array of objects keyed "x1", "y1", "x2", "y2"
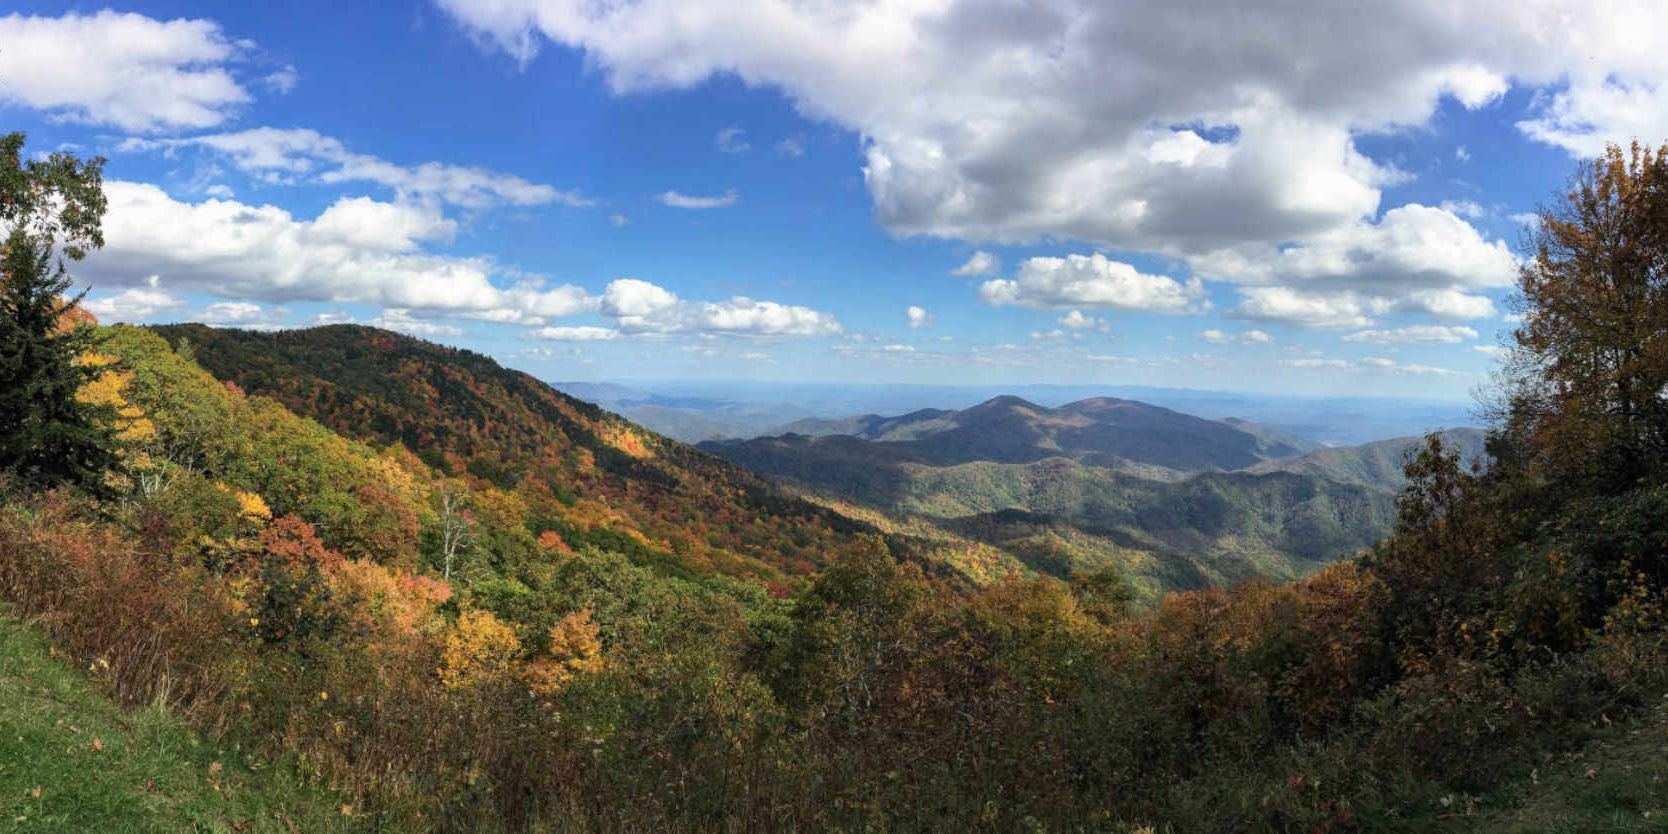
[
  {"x1": 1377, "y1": 698, "x2": 1668, "y2": 833},
  {"x1": 0, "y1": 609, "x2": 360, "y2": 833}
]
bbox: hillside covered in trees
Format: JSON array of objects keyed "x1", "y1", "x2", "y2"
[{"x1": 8, "y1": 134, "x2": 1668, "y2": 833}]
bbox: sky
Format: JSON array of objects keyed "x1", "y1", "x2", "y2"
[{"x1": 3, "y1": 1, "x2": 1664, "y2": 399}]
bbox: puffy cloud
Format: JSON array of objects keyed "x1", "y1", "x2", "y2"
[
  {"x1": 905, "y1": 305, "x2": 934, "y2": 329},
  {"x1": 122, "y1": 128, "x2": 588, "y2": 208},
  {"x1": 980, "y1": 253, "x2": 1205, "y2": 313},
  {"x1": 436, "y1": 0, "x2": 1642, "y2": 332},
  {"x1": 601, "y1": 278, "x2": 679, "y2": 318},
  {"x1": 777, "y1": 138, "x2": 805, "y2": 157},
  {"x1": 367, "y1": 309, "x2": 465, "y2": 338},
  {"x1": 1058, "y1": 309, "x2": 1109, "y2": 331},
  {"x1": 83, "y1": 278, "x2": 184, "y2": 322},
  {"x1": 951, "y1": 251, "x2": 1000, "y2": 277},
  {"x1": 435, "y1": 0, "x2": 1666, "y2": 256},
  {"x1": 1403, "y1": 288, "x2": 1497, "y2": 320},
  {"x1": 77, "y1": 182, "x2": 599, "y2": 324},
  {"x1": 601, "y1": 279, "x2": 839, "y2": 336},
  {"x1": 1189, "y1": 204, "x2": 1516, "y2": 312},
  {"x1": 1230, "y1": 287, "x2": 1376, "y2": 329},
  {"x1": 197, "y1": 301, "x2": 284, "y2": 328},
  {"x1": 659, "y1": 190, "x2": 738, "y2": 209},
  {"x1": 1343, "y1": 325, "x2": 1480, "y2": 344},
  {"x1": 0, "y1": 10, "x2": 250, "y2": 131},
  {"x1": 1242, "y1": 329, "x2": 1273, "y2": 343},
  {"x1": 530, "y1": 325, "x2": 619, "y2": 341},
  {"x1": 715, "y1": 126, "x2": 750, "y2": 153}
]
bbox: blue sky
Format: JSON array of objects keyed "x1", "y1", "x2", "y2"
[{"x1": 3, "y1": 1, "x2": 1658, "y2": 398}]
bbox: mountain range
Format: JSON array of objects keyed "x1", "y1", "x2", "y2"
[{"x1": 703, "y1": 396, "x2": 1484, "y2": 598}]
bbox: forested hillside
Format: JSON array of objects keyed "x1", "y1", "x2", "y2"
[
  {"x1": 142, "y1": 322, "x2": 1005, "y2": 585},
  {"x1": 709, "y1": 432, "x2": 1397, "y2": 598}
]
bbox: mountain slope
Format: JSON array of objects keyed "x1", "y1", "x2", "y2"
[
  {"x1": 706, "y1": 431, "x2": 1397, "y2": 596},
  {"x1": 1245, "y1": 427, "x2": 1488, "y2": 490},
  {"x1": 768, "y1": 394, "x2": 1305, "y2": 474},
  {"x1": 145, "y1": 324, "x2": 926, "y2": 582}
]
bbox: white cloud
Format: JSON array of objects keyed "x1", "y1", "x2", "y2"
[
  {"x1": 123, "y1": 128, "x2": 589, "y2": 208},
  {"x1": 1058, "y1": 309, "x2": 1109, "y2": 331},
  {"x1": 1282, "y1": 356, "x2": 1464, "y2": 375},
  {"x1": 1199, "y1": 328, "x2": 1273, "y2": 345},
  {"x1": 1455, "y1": 146, "x2": 1471, "y2": 162},
  {"x1": 659, "y1": 190, "x2": 738, "y2": 209},
  {"x1": 980, "y1": 253, "x2": 1205, "y2": 313},
  {"x1": 1439, "y1": 199, "x2": 1484, "y2": 219},
  {"x1": 1404, "y1": 288, "x2": 1497, "y2": 320},
  {"x1": 260, "y1": 66, "x2": 299, "y2": 94},
  {"x1": 530, "y1": 325, "x2": 619, "y2": 341},
  {"x1": 1192, "y1": 203, "x2": 1516, "y2": 291},
  {"x1": 1343, "y1": 324, "x2": 1479, "y2": 344},
  {"x1": 601, "y1": 278, "x2": 839, "y2": 336},
  {"x1": 84, "y1": 278, "x2": 184, "y2": 322},
  {"x1": 0, "y1": 10, "x2": 250, "y2": 131},
  {"x1": 1282, "y1": 358, "x2": 1352, "y2": 369},
  {"x1": 434, "y1": 0, "x2": 1654, "y2": 332},
  {"x1": 1474, "y1": 344, "x2": 1505, "y2": 356},
  {"x1": 609, "y1": 214, "x2": 629, "y2": 227},
  {"x1": 906, "y1": 305, "x2": 934, "y2": 329},
  {"x1": 368, "y1": 309, "x2": 465, "y2": 338},
  {"x1": 79, "y1": 181, "x2": 599, "y2": 325},
  {"x1": 601, "y1": 278, "x2": 679, "y2": 318},
  {"x1": 951, "y1": 251, "x2": 1000, "y2": 277},
  {"x1": 715, "y1": 126, "x2": 750, "y2": 153},
  {"x1": 197, "y1": 301, "x2": 283, "y2": 329},
  {"x1": 434, "y1": 0, "x2": 1662, "y2": 254},
  {"x1": 1230, "y1": 287, "x2": 1376, "y2": 329},
  {"x1": 777, "y1": 138, "x2": 805, "y2": 157}
]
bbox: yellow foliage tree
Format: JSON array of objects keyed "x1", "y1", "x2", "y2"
[
  {"x1": 524, "y1": 608, "x2": 604, "y2": 697},
  {"x1": 439, "y1": 609, "x2": 521, "y2": 689}
]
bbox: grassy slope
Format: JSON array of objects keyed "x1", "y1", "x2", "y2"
[
  {"x1": 0, "y1": 610, "x2": 358, "y2": 834},
  {"x1": 1364, "y1": 698, "x2": 1668, "y2": 833}
]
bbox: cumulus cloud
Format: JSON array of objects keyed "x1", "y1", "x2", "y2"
[
  {"x1": 659, "y1": 190, "x2": 738, "y2": 209},
  {"x1": 980, "y1": 253, "x2": 1205, "y2": 313},
  {"x1": 122, "y1": 128, "x2": 589, "y2": 208},
  {"x1": 906, "y1": 305, "x2": 934, "y2": 329},
  {"x1": 434, "y1": 1, "x2": 1660, "y2": 250},
  {"x1": 951, "y1": 251, "x2": 1000, "y2": 277},
  {"x1": 1343, "y1": 324, "x2": 1479, "y2": 344},
  {"x1": 1192, "y1": 203, "x2": 1516, "y2": 325},
  {"x1": 0, "y1": 10, "x2": 250, "y2": 131},
  {"x1": 530, "y1": 325, "x2": 619, "y2": 341},
  {"x1": 1058, "y1": 310, "x2": 1109, "y2": 331},
  {"x1": 197, "y1": 301, "x2": 284, "y2": 329},
  {"x1": 600, "y1": 278, "x2": 839, "y2": 336},
  {"x1": 1230, "y1": 287, "x2": 1376, "y2": 329},
  {"x1": 434, "y1": 0, "x2": 1644, "y2": 330},
  {"x1": 777, "y1": 138, "x2": 805, "y2": 157},
  {"x1": 78, "y1": 182, "x2": 600, "y2": 324},
  {"x1": 83, "y1": 278, "x2": 184, "y2": 322}
]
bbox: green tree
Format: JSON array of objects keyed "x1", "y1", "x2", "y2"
[{"x1": 0, "y1": 132, "x2": 116, "y2": 493}]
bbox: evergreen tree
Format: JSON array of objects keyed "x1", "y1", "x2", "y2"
[{"x1": 0, "y1": 132, "x2": 116, "y2": 493}]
